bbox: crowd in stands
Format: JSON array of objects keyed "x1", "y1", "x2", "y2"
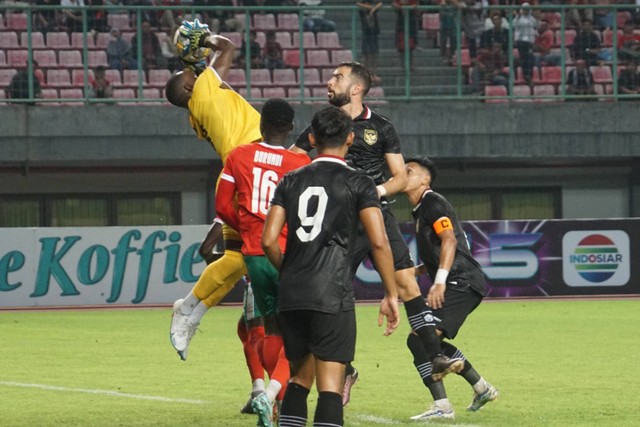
[{"x1": 2, "y1": 0, "x2": 640, "y2": 103}]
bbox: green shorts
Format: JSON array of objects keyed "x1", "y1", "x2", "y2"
[
  {"x1": 243, "y1": 255, "x2": 280, "y2": 317},
  {"x1": 242, "y1": 277, "x2": 262, "y2": 322}
]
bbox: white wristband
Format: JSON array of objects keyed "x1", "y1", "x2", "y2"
[
  {"x1": 376, "y1": 185, "x2": 387, "y2": 198},
  {"x1": 435, "y1": 268, "x2": 449, "y2": 285}
]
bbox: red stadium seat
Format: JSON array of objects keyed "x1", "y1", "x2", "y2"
[
  {"x1": 330, "y1": 49, "x2": 352, "y2": 64},
  {"x1": 316, "y1": 32, "x2": 341, "y2": 49},
  {"x1": 0, "y1": 13, "x2": 5, "y2": 30},
  {"x1": 58, "y1": 50, "x2": 83, "y2": 68},
  {"x1": 249, "y1": 68, "x2": 272, "y2": 86},
  {"x1": 288, "y1": 87, "x2": 311, "y2": 99},
  {"x1": 46, "y1": 32, "x2": 71, "y2": 49},
  {"x1": 21, "y1": 32, "x2": 45, "y2": 49},
  {"x1": 297, "y1": 68, "x2": 321, "y2": 86},
  {"x1": 272, "y1": 68, "x2": 296, "y2": 86},
  {"x1": 220, "y1": 31, "x2": 242, "y2": 47},
  {"x1": 46, "y1": 69, "x2": 72, "y2": 87},
  {"x1": 422, "y1": 13, "x2": 440, "y2": 31},
  {"x1": 71, "y1": 32, "x2": 96, "y2": 49},
  {"x1": 541, "y1": 66, "x2": 562, "y2": 85},
  {"x1": 544, "y1": 12, "x2": 561, "y2": 30},
  {"x1": 140, "y1": 87, "x2": 160, "y2": 98},
  {"x1": 41, "y1": 88, "x2": 59, "y2": 99},
  {"x1": 0, "y1": 31, "x2": 19, "y2": 48},
  {"x1": 59, "y1": 88, "x2": 83, "y2": 98},
  {"x1": 238, "y1": 87, "x2": 262, "y2": 99},
  {"x1": 262, "y1": 87, "x2": 286, "y2": 98},
  {"x1": 225, "y1": 68, "x2": 246, "y2": 87},
  {"x1": 321, "y1": 67, "x2": 335, "y2": 82},
  {"x1": 148, "y1": 69, "x2": 171, "y2": 87},
  {"x1": 590, "y1": 65, "x2": 612, "y2": 84},
  {"x1": 7, "y1": 49, "x2": 28, "y2": 67},
  {"x1": 87, "y1": 51, "x2": 108, "y2": 67},
  {"x1": 34, "y1": 49, "x2": 58, "y2": 68},
  {"x1": 601, "y1": 29, "x2": 622, "y2": 47},
  {"x1": 555, "y1": 29, "x2": 576, "y2": 47},
  {"x1": 107, "y1": 13, "x2": 132, "y2": 30},
  {"x1": 291, "y1": 32, "x2": 316, "y2": 49},
  {"x1": 0, "y1": 68, "x2": 17, "y2": 87},
  {"x1": 451, "y1": 48, "x2": 471, "y2": 67},
  {"x1": 122, "y1": 69, "x2": 147, "y2": 86},
  {"x1": 95, "y1": 32, "x2": 111, "y2": 49},
  {"x1": 0, "y1": 50, "x2": 6, "y2": 67},
  {"x1": 512, "y1": 84, "x2": 533, "y2": 103},
  {"x1": 484, "y1": 85, "x2": 508, "y2": 103},
  {"x1": 105, "y1": 69, "x2": 122, "y2": 86},
  {"x1": 6, "y1": 13, "x2": 27, "y2": 31},
  {"x1": 72, "y1": 69, "x2": 95, "y2": 86},
  {"x1": 533, "y1": 84, "x2": 557, "y2": 102},
  {"x1": 311, "y1": 87, "x2": 327, "y2": 98},
  {"x1": 253, "y1": 14, "x2": 276, "y2": 30},
  {"x1": 283, "y1": 49, "x2": 301, "y2": 68},
  {"x1": 113, "y1": 88, "x2": 135, "y2": 98},
  {"x1": 306, "y1": 49, "x2": 330, "y2": 68},
  {"x1": 277, "y1": 14, "x2": 300, "y2": 31},
  {"x1": 275, "y1": 31, "x2": 292, "y2": 49}
]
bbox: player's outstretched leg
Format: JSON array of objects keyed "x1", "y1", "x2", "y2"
[{"x1": 342, "y1": 363, "x2": 359, "y2": 407}]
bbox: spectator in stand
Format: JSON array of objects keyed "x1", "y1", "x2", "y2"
[
  {"x1": 592, "y1": 0, "x2": 613, "y2": 32},
  {"x1": 566, "y1": 58, "x2": 596, "y2": 98},
  {"x1": 357, "y1": 0, "x2": 382, "y2": 81},
  {"x1": 617, "y1": 21, "x2": 640, "y2": 62},
  {"x1": 571, "y1": 18, "x2": 601, "y2": 66},
  {"x1": 393, "y1": 0, "x2": 419, "y2": 70},
  {"x1": 34, "y1": 0, "x2": 60, "y2": 34},
  {"x1": 263, "y1": 30, "x2": 285, "y2": 70},
  {"x1": 461, "y1": 0, "x2": 486, "y2": 61},
  {"x1": 298, "y1": 0, "x2": 337, "y2": 33},
  {"x1": 618, "y1": 58, "x2": 640, "y2": 99},
  {"x1": 470, "y1": 41, "x2": 509, "y2": 93},
  {"x1": 237, "y1": 30, "x2": 264, "y2": 69},
  {"x1": 483, "y1": 9, "x2": 510, "y2": 30},
  {"x1": 7, "y1": 62, "x2": 43, "y2": 104},
  {"x1": 566, "y1": 0, "x2": 593, "y2": 29},
  {"x1": 87, "y1": 0, "x2": 108, "y2": 33},
  {"x1": 158, "y1": 0, "x2": 183, "y2": 30},
  {"x1": 161, "y1": 25, "x2": 182, "y2": 72},
  {"x1": 195, "y1": 0, "x2": 243, "y2": 34},
  {"x1": 107, "y1": 27, "x2": 138, "y2": 70},
  {"x1": 59, "y1": 0, "x2": 85, "y2": 33},
  {"x1": 481, "y1": 12, "x2": 510, "y2": 54},
  {"x1": 87, "y1": 65, "x2": 113, "y2": 99},
  {"x1": 533, "y1": 20, "x2": 560, "y2": 72},
  {"x1": 439, "y1": 0, "x2": 460, "y2": 65},
  {"x1": 513, "y1": 2, "x2": 538, "y2": 85},
  {"x1": 132, "y1": 19, "x2": 166, "y2": 69}
]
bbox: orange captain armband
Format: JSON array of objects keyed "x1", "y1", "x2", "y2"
[{"x1": 433, "y1": 216, "x2": 453, "y2": 234}]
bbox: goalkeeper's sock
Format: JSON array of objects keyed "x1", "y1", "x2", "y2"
[
  {"x1": 404, "y1": 296, "x2": 443, "y2": 360},
  {"x1": 248, "y1": 325, "x2": 266, "y2": 369},
  {"x1": 407, "y1": 333, "x2": 447, "y2": 400},
  {"x1": 180, "y1": 291, "x2": 199, "y2": 315},
  {"x1": 237, "y1": 319, "x2": 265, "y2": 382},
  {"x1": 280, "y1": 382, "x2": 309, "y2": 427},
  {"x1": 440, "y1": 341, "x2": 482, "y2": 386},
  {"x1": 188, "y1": 301, "x2": 208, "y2": 325},
  {"x1": 272, "y1": 347, "x2": 290, "y2": 401},
  {"x1": 314, "y1": 391, "x2": 343, "y2": 426}
]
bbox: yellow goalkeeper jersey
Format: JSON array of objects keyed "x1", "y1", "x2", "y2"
[{"x1": 188, "y1": 67, "x2": 262, "y2": 163}]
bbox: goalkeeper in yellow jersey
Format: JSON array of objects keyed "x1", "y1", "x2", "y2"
[{"x1": 165, "y1": 19, "x2": 263, "y2": 361}]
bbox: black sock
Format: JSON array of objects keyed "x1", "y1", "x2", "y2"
[
  {"x1": 404, "y1": 296, "x2": 443, "y2": 360},
  {"x1": 440, "y1": 341, "x2": 481, "y2": 386},
  {"x1": 314, "y1": 391, "x2": 343, "y2": 426},
  {"x1": 407, "y1": 333, "x2": 447, "y2": 400},
  {"x1": 280, "y1": 382, "x2": 309, "y2": 427},
  {"x1": 345, "y1": 362, "x2": 355, "y2": 377}
]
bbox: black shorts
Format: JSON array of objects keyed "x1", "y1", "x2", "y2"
[
  {"x1": 432, "y1": 286, "x2": 483, "y2": 340},
  {"x1": 351, "y1": 207, "x2": 415, "y2": 272},
  {"x1": 278, "y1": 309, "x2": 356, "y2": 363}
]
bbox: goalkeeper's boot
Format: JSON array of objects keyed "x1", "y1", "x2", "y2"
[
  {"x1": 170, "y1": 299, "x2": 198, "y2": 360},
  {"x1": 251, "y1": 392, "x2": 273, "y2": 427},
  {"x1": 240, "y1": 390, "x2": 263, "y2": 414},
  {"x1": 410, "y1": 403, "x2": 455, "y2": 421},
  {"x1": 431, "y1": 354, "x2": 464, "y2": 381},
  {"x1": 342, "y1": 366, "x2": 359, "y2": 406},
  {"x1": 467, "y1": 384, "x2": 499, "y2": 412}
]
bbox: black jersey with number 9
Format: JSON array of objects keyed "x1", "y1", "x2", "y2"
[{"x1": 270, "y1": 157, "x2": 381, "y2": 314}]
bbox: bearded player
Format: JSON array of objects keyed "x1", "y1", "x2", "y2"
[{"x1": 165, "y1": 19, "x2": 263, "y2": 361}]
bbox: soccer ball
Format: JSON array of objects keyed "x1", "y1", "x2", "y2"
[{"x1": 174, "y1": 20, "x2": 211, "y2": 64}]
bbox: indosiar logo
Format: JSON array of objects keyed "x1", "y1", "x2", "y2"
[{"x1": 562, "y1": 230, "x2": 630, "y2": 287}]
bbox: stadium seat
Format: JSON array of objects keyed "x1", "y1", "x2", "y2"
[
  {"x1": 58, "y1": 50, "x2": 83, "y2": 68},
  {"x1": 316, "y1": 32, "x2": 341, "y2": 49},
  {"x1": 87, "y1": 50, "x2": 108, "y2": 67},
  {"x1": 0, "y1": 13, "x2": 5, "y2": 30},
  {"x1": 59, "y1": 88, "x2": 83, "y2": 98},
  {"x1": 46, "y1": 32, "x2": 71, "y2": 49},
  {"x1": 422, "y1": 13, "x2": 441, "y2": 31},
  {"x1": 288, "y1": 87, "x2": 311, "y2": 100},
  {"x1": 321, "y1": 67, "x2": 335, "y2": 82},
  {"x1": 283, "y1": 49, "x2": 301, "y2": 68},
  {"x1": 451, "y1": 48, "x2": 471, "y2": 67},
  {"x1": 148, "y1": 69, "x2": 170, "y2": 87},
  {"x1": 107, "y1": 13, "x2": 132, "y2": 30},
  {"x1": 512, "y1": 84, "x2": 533, "y2": 102},
  {"x1": 291, "y1": 32, "x2": 316, "y2": 49},
  {"x1": 104, "y1": 69, "x2": 122, "y2": 86},
  {"x1": 549, "y1": 47, "x2": 573, "y2": 65},
  {"x1": 253, "y1": 14, "x2": 276, "y2": 30},
  {"x1": 0, "y1": 31, "x2": 19, "y2": 48},
  {"x1": 533, "y1": 84, "x2": 557, "y2": 102},
  {"x1": 72, "y1": 69, "x2": 95, "y2": 86},
  {"x1": 0, "y1": 68, "x2": 17, "y2": 87},
  {"x1": 122, "y1": 69, "x2": 146, "y2": 86},
  {"x1": 297, "y1": 68, "x2": 321, "y2": 86},
  {"x1": 113, "y1": 88, "x2": 135, "y2": 98},
  {"x1": 95, "y1": 32, "x2": 111, "y2": 49},
  {"x1": 249, "y1": 68, "x2": 272, "y2": 86},
  {"x1": 33, "y1": 49, "x2": 58, "y2": 68},
  {"x1": 590, "y1": 65, "x2": 612, "y2": 84},
  {"x1": 330, "y1": 49, "x2": 353, "y2": 64},
  {"x1": 7, "y1": 50, "x2": 28, "y2": 67},
  {"x1": 272, "y1": 68, "x2": 296, "y2": 86},
  {"x1": 311, "y1": 87, "x2": 327, "y2": 98},
  {"x1": 220, "y1": 31, "x2": 242, "y2": 47},
  {"x1": 275, "y1": 31, "x2": 292, "y2": 49},
  {"x1": 46, "y1": 69, "x2": 72, "y2": 87},
  {"x1": 544, "y1": 12, "x2": 561, "y2": 30},
  {"x1": 225, "y1": 68, "x2": 246, "y2": 87},
  {"x1": 262, "y1": 87, "x2": 286, "y2": 98},
  {"x1": 306, "y1": 49, "x2": 330, "y2": 68},
  {"x1": 484, "y1": 85, "x2": 508, "y2": 103},
  {"x1": 6, "y1": 13, "x2": 27, "y2": 31},
  {"x1": 555, "y1": 29, "x2": 576, "y2": 47},
  {"x1": 541, "y1": 66, "x2": 562, "y2": 85},
  {"x1": 140, "y1": 87, "x2": 160, "y2": 98},
  {"x1": 238, "y1": 87, "x2": 262, "y2": 99},
  {"x1": 21, "y1": 32, "x2": 45, "y2": 49},
  {"x1": 277, "y1": 14, "x2": 300, "y2": 31},
  {"x1": 41, "y1": 88, "x2": 59, "y2": 99},
  {"x1": 0, "y1": 50, "x2": 6, "y2": 67},
  {"x1": 71, "y1": 32, "x2": 96, "y2": 49},
  {"x1": 601, "y1": 29, "x2": 622, "y2": 47}
]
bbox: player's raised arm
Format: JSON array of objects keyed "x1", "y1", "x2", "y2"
[{"x1": 359, "y1": 206, "x2": 399, "y2": 336}]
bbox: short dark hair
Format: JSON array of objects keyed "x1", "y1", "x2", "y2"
[
  {"x1": 338, "y1": 61, "x2": 372, "y2": 96},
  {"x1": 311, "y1": 107, "x2": 353, "y2": 149},
  {"x1": 261, "y1": 98, "x2": 294, "y2": 130},
  {"x1": 404, "y1": 155, "x2": 438, "y2": 184}
]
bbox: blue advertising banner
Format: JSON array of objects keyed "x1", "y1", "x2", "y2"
[{"x1": 353, "y1": 219, "x2": 640, "y2": 300}]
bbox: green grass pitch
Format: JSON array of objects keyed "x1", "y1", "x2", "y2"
[{"x1": 1, "y1": 299, "x2": 639, "y2": 426}]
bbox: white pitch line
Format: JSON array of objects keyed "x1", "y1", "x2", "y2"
[
  {"x1": 355, "y1": 414, "x2": 482, "y2": 427},
  {"x1": 0, "y1": 381, "x2": 210, "y2": 404}
]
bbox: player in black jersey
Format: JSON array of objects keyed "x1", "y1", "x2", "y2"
[
  {"x1": 263, "y1": 107, "x2": 400, "y2": 427},
  {"x1": 403, "y1": 156, "x2": 498, "y2": 421},
  {"x1": 292, "y1": 61, "x2": 463, "y2": 406}
]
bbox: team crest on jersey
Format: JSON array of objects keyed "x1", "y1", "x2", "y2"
[{"x1": 363, "y1": 129, "x2": 378, "y2": 145}]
